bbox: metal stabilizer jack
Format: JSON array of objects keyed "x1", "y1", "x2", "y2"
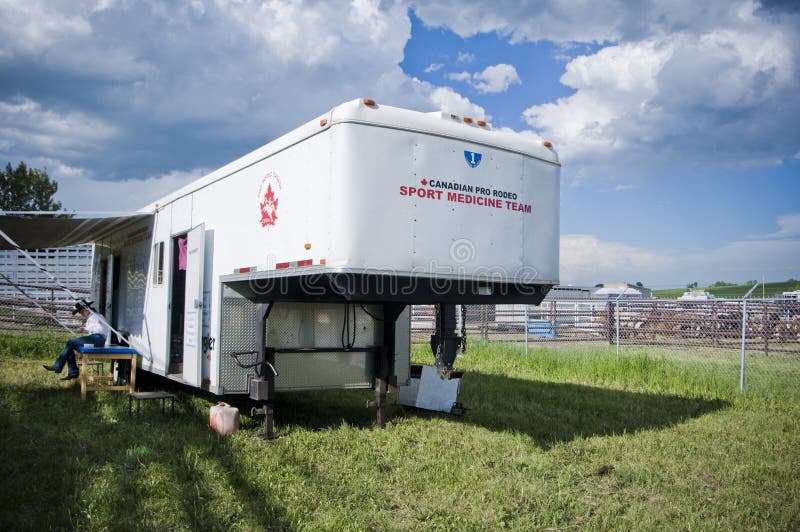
[
  {"x1": 251, "y1": 404, "x2": 275, "y2": 440},
  {"x1": 250, "y1": 303, "x2": 277, "y2": 440},
  {"x1": 430, "y1": 304, "x2": 466, "y2": 379},
  {"x1": 397, "y1": 303, "x2": 466, "y2": 415}
]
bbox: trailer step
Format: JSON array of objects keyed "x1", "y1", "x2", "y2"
[{"x1": 128, "y1": 391, "x2": 175, "y2": 416}]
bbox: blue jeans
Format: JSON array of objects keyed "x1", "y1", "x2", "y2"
[{"x1": 52, "y1": 334, "x2": 106, "y2": 376}]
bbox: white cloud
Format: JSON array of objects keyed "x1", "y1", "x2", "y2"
[
  {"x1": 0, "y1": 97, "x2": 119, "y2": 159},
  {"x1": 747, "y1": 213, "x2": 800, "y2": 240},
  {"x1": 523, "y1": 26, "x2": 798, "y2": 167},
  {"x1": 472, "y1": 63, "x2": 521, "y2": 93},
  {"x1": 446, "y1": 71, "x2": 472, "y2": 82},
  {"x1": 446, "y1": 64, "x2": 521, "y2": 93},
  {"x1": 494, "y1": 126, "x2": 543, "y2": 143},
  {"x1": 457, "y1": 51, "x2": 475, "y2": 63},
  {"x1": 412, "y1": 0, "x2": 767, "y2": 45},
  {"x1": 0, "y1": 0, "x2": 420, "y2": 134},
  {"x1": 412, "y1": 1, "x2": 800, "y2": 173},
  {"x1": 413, "y1": 0, "x2": 624, "y2": 43},
  {"x1": 1, "y1": 0, "x2": 796, "y2": 211},
  {"x1": 0, "y1": 0, "x2": 91, "y2": 58},
  {"x1": 561, "y1": 219, "x2": 800, "y2": 286},
  {"x1": 614, "y1": 184, "x2": 634, "y2": 191},
  {"x1": 424, "y1": 63, "x2": 444, "y2": 73},
  {"x1": 428, "y1": 86, "x2": 487, "y2": 120},
  {"x1": 217, "y1": 1, "x2": 342, "y2": 66},
  {"x1": 560, "y1": 234, "x2": 675, "y2": 285}
]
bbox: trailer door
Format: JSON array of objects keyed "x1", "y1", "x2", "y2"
[{"x1": 182, "y1": 224, "x2": 205, "y2": 387}]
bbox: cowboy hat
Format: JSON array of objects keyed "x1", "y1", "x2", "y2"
[{"x1": 72, "y1": 299, "x2": 95, "y2": 315}]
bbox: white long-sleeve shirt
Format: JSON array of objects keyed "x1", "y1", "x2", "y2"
[{"x1": 83, "y1": 312, "x2": 109, "y2": 337}]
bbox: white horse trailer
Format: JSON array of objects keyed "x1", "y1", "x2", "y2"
[{"x1": 0, "y1": 99, "x2": 560, "y2": 435}]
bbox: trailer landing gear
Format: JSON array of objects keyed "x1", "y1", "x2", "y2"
[
  {"x1": 430, "y1": 304, "x2": 467, "y2": 379},
  {"x1": 373, "y1": 304, "x2": 406, "y2": 428},
  {"x1": 397, "y1": 304, "x2": 467, "y2": 415},
  {"x1": 251, "y1": 403, "x2": 275, "y2": 440}
]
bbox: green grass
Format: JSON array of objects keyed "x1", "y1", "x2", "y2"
[
  {"x1": 1, "y1": 338, "x2": 798, "y2": 530},
  {"x1": 653, "y1": 279, "x2": 800, "y2": 299},
  {"x1": 0, "y1": 330, "x2": 69, "y2": 357}
]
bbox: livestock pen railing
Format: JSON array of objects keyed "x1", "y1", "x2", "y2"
[
  {"x1": 0, "y1": 281, "x2": 92, "y2": 334},
  {"x1": 411, "y1": 298, "x2": 799, "y2": 394},
  {"x1": 2, "y1": 278, "x2": 797, "y2": 394},
  {"x1": 412, "y1": 299, "x2": 800, "y2": 356}
]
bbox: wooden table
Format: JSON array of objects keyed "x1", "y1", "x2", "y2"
[{"x1": 75, "y1": 346, "x2": 138, "y2": 400}]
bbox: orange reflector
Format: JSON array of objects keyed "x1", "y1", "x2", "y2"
[
  {"x1": 304, "y1": 243, "x2": 311, "y2": 250},
  {"x1": 477, "y1": 120, "x2": 486, "y2": 127},
  {"x1": 319, "y1": 119, "x2": 327, "y2": 127},
  {"x1": 320, "y1": 259, "x2": 326, "y2": 265},
  {"x1": 543, "y1": 141, "x2": 553, "y2": 148},
  {"x1": 463, "y1": 117, "x2": 473, "y2": 124},
  {"x1": 363, "y1": 98, "x2": 376, "y2": 106}
]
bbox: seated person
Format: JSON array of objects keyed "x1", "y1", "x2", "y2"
[{"x1": 43, "y1": 299, "x2": 108, "y2": 381}]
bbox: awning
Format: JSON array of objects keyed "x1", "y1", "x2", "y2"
[{"x1": 0, "y1": 213, "x2": 154, "y2": 250}]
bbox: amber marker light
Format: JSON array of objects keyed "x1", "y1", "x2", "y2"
[
  {"x1": 463, "y1": 117, "x2": 473, "y2": 124},
  {"x1": 543, "y1": 141, "x2": 553, "y2": 148},
  {"x1": 362, "y1": 98, "x2": 376, "y2": 106},
  {"x1": 477, "y1": 120, "x2": 487, "y2": 127},
  {"x1": 320, "y1": 119, "x2": 328, "y2": 127},
  {"x1": 304, "y1": 243, "x2": 312, "y2": 250}
]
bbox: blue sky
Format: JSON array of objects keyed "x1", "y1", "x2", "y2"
[{"x1": 0, "y1": 0, "x2": 798, "y2": 288}]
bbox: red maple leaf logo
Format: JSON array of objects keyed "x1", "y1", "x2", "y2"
[
  {"x1": 421, "y1": 179, "x2": 428, "y2": 186},
  {"x1": 259, "y1": 184, "x2": 279, "y2": 227}
]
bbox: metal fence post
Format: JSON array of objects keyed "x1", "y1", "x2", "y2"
[
  {"x1": 615, "y1": 287, "x2": 631, "y2": 361},
  {"x1": 740, "y1": 283, "x2": 759, "y2": 393},
  {"x1": 763, "y1": 301, "x2": 769, "y2": 356},
  {"x1": 616, "y1": 300, "x2": 621, "y2": 361},
  {"x1": 524, "y1": 304, "x2": 529, "y2": 359}
]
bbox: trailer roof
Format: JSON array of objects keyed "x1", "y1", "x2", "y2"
[
  {"x1": 329, "y1": 99, "x2": 559, "y2": 164},
  {"x1": 143, "y1": 99, "x2": 560, "y2": 211}
]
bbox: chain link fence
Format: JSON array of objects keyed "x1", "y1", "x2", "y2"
[
  {"x1": 3, "y1": 276, "x2": 798, "y2": 395},
  {"x1": 412, "y1": 298, "x2": 800, "y2": 394}
]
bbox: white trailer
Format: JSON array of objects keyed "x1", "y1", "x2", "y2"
[{"x1": 0, "y1": 98, "x2": 560, "y2": 434}]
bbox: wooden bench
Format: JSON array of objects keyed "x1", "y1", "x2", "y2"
[
  {"x1": 129, "y1": 391, "x2": 175, "y2": 416},
  {"x1": 75, "y1": 346, "x2": 138, "y2": 400}
]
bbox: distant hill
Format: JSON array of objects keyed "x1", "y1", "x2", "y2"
[{"x1": 653, "y1": 280, "x2": 800, "y2": 299}]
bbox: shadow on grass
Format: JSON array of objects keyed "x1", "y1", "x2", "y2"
[
  {"x1": 453, "y1": 371, "x2": 729, "y2": 448},
  {"x1": 203, "y1": 371, "x2": 728, "y2": 449},
  {"x1": 1, "y1": 362, "x2": 728, "y2": 529},
  {"x1": 0, "y1": 376, "x2": 293, "y2": 530}
]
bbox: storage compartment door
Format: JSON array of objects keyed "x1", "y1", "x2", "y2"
[{"x1": 182, "y1": 224, "x2": 205, "y2": 387}]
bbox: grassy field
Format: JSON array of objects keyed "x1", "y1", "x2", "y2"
[
  {"x1": 1, "y1": 334, "x2": 798, "y2": 530},
  {"x1": 653, "y1": 279, "x2": 800, "y2": 299}
]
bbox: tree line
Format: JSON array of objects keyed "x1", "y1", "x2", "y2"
[{"x1": 0, "y1": 161, "x2": 62, "y2": 211}]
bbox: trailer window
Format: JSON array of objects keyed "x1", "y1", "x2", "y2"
[{"x1": 153, "y1": 242, "x2": 164, "y2": 285}]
